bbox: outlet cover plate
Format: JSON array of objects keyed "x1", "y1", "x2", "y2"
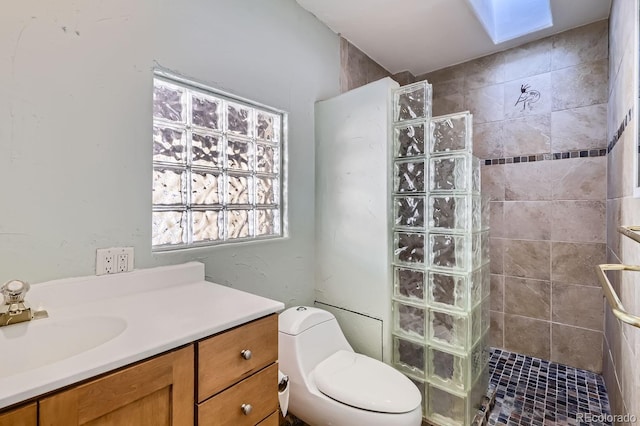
[{"x1": 96, "y1": 247, "x2": 134, "y2": 275}]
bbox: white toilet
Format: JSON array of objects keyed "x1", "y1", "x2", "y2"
[{"x1": 278, "y1": 306, "x2": 423, "y2": 426}]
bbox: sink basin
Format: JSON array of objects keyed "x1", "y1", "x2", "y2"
[{"x1": 0, "y1": 316, "x2": 127, "y2": 378}]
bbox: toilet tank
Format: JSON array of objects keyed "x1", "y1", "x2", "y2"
[{"x1": 279, "y1": 307, "x2": 353, "y2": 376}]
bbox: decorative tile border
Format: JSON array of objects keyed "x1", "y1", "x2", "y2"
[
  {"x1": 483, "y1": 149, "x2": 606, "y2": 166},
  {"x1": 608, "y1": 107, "x2": 633, "y2": 153},
  {"x1": 481, "y1": 107, "x2": 633, "y2": 166}
]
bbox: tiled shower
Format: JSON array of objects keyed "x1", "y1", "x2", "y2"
[
  {"x1": 337, "y1": 14, "x2": 631, "y2": 425},
  {"x1": 421, "y1": 20, "x2": 609, "y2": 372}
]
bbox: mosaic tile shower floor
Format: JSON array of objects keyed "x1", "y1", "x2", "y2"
[
  {"x1": 488, "y1": 348, "x2": 611, "y2": 426},
  {"x1": 282, "y1": 348, "x2": 612, "y2": 426}
]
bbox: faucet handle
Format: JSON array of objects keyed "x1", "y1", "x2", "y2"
[{"x1": 1, "y1": 280, "x2": 30, "y2": 303}]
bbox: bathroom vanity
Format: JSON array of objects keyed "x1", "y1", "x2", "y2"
[{"x1": 0, "y1": 262, "x2": 284, "y2": 426}]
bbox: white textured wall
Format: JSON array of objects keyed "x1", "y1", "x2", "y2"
[
  {"x1": 0, "y1": 0, "x2": 340, "y2": 305},
  {"x1": 315, "y1": 78, "x2": 399, "y2": 362}
]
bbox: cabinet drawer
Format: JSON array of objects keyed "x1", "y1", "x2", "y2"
[
  {"x1": 256, "y1": 411, "x2": 279, "y2": 426},
  {"x1": 197, "y1": 364, "x2": 278, "y2": 426},
  {"x1": 197, "y1": 314, "x2": 277, "y2": 401}
]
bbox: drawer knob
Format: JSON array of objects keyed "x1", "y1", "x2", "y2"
[
  {"x1": 240, "y1": 349, "x2": 252, "y2": 360},
  {"x1": 241, "y1": 403, "x2": 252, "y2": 415}
]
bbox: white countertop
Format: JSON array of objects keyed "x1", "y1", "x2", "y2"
[{"x1": 0, "y1": 262, "x2": 284, "y2": 410}]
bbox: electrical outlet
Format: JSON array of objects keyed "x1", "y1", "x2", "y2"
[
  {"x1": 116, "y1": 247, "x2": 134, "y2": 272},
  {"x1": 117, "y1": 253, "x2": 128, "y2": 272},
  {"x1": 96, "y1": 248, "x2": 115, "y2": 275},
  {"x1": 96, "y1": 247, "x2": 134, "y2": 275}
]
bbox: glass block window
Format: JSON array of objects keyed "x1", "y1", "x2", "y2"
[{"x1": 152, "y1": 73, "x2": 285, "y2": 250}]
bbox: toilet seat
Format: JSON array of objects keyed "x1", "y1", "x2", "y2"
[{"x1": 313, "y1": 350, "x2": 421, "y2": 414}]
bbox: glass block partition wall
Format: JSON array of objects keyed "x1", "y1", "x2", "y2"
[{"x1": 391, "y1": 81, "x2": 490, "y2": 426}]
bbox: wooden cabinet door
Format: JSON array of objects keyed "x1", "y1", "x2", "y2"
[
  {"x1": 39, "y1": 346, "x2": 194, "y2": 426},
  {"x1": 0, "y1": 403, "x2": 37, "y2": 426}
]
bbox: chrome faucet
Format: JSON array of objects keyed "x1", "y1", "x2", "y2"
[{"x1": 0, "y1": 280, "x2": 48, "y2": 327}]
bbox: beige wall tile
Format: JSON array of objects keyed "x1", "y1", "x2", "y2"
[
  {"x1": 608, "y1": 60, "x2": 622, "y2": 137},
  {"x1": 618, "y1": 34, "x2": 637, "y2": 128},
  {"x1": 607, "y1": 367, "x2": 624, "y2": 418},
  {"x1": 490, "y1": 274, "x2": 504, "y2": 312},
  {"x1": 608, "y1": 58, "x2": 620, "y2": 136},
  {"x1": 481, "y1": 165, "x2": 505, "y2": 201},
  {"x1": 432, "y1": 94, "x2": 465, "y2": 117},
  {"x1": 504, "y1": 240, "x2": 551, "y2": 280},
  {"x1": 392, "y1": 71, "x2": 415, "y2": 86},
  {"x1": 552, "y1": 282, "x2": 604, "y2": 330},
  {"x1": 366, "y1": 61, "x2": 390, "y2": 84},
  {"x1": 502, "y1": 114, "x2": 551, "y2": 157},
  {"x1": 550, "y1": 104, "x2": 608, "y2": 152},
  {"x1": 465, "y1": 52, "x2": 505, "y2": 90},
  {"x1": 432, "y1": 78, "x2": 464, "y2": 98},
  {"x1": 551, "y1": 20, "x2": 609, "y2": 70},
  {"x1": 504, "y1": 314, "x2": 550, "y2": 359},
  {"x1": 551, "y1": 324, "x2": 603, "y2": 372},
  {"x1": 504, "y1": 277, "x2": 551, "y2": 320},
  {"x1": 422, "y1": 64, "x2": 466, "y2": 85},
  {"x1": 503, "y1": 201, "x2": 552, "y2": 240},
  {"x1": 607, "y1": 199, "x2": 622, "y2": 258},
  {"x1": 551, "y1": 242, "x2": 606, "y2": 286},
  {"x1": 609, "y1": 0, "x2": 634, "y2": 93},
  {"x1": 504, "y1": 161, "x2": 553, "y2": 201},
  {"x1": 490, "y1": 311, "x2": 504, "y2": 348},
  {"x1": 504, "y1": 73, "x2": 551, "y2": 120},
  {"x1": 621, "y1": 196, "x2": 640, "y2": 229},
  {"x1": 490, "y1": 202, "x2": 504, "y2": 238},
  {"x1": 604, "y1": 301, "x2": 622, "y2": 381},
  {"x1": 602, "y1": 344, "x2": 623, "y2": 416},
  {"x1": 612, "y1": 373, "x2": 628, "y2": 418},
  {"x1": 629, "y1": 357, "x2": 640, "y2": 422},
  {"x1": 551, "y1": 59, "x2": 608, "y2": 111},
  {"x1": 490, "y1": 238, "x2": 504, "y2": 274},
  {"x1": 549, "y1": 157, "x2": 607, "y2": 201},
  {"x1": 620, "y1": 120, "x2": 638, "y2": 199},
  {"x1": 550, "y1": 200, "x2": 606, "y2": 243},
  {"x1": 607, "y1": 139, "x2": 625, "y2": 200},
  {"x1": 619, "y1": 335, "x2": 638, "y2": 417},
  {"x1": 344, "y1": 43, "x2": 368, "y2": 91},
  {"x1": 618, "y1": 262, "x2": 639, "y2": 352},
  {"x1": 465, "y1": 84, "x2": 505, "y2": 124},
  {"x1": 340, "y1": 38, "x2": 350, "y2": 93},
  {"x1": 473, "y1": 121, "x2": 504, "y2": 159},
  {"x1": 606, "y1": 248, "x2": 622, "y2": 294},
  {"x1": 504, "y1": 38, "x2": 552, "y2": 82},
  {"x1": 340, "y1": 37, "x2": 390, "y2": 93}
]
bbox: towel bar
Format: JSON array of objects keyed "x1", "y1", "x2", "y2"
[
  {"x1": 618, "y1": 225, "x2": 640, "y2": 244},
  {"x1": 596, "y1": 264, "x2": 640, "y2": 328}
]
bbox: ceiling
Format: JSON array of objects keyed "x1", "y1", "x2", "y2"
[{"x1": 295, "y1": 0, "x2": 611, "y2": 75}]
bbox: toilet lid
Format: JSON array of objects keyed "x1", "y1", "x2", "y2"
[{"x1": 314, "y1": 350, "x2": 421, "y2": 414}]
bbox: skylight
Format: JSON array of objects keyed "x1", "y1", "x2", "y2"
[{"x1": 467, "y1": 0, "x2": 553, "y2": 44}]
